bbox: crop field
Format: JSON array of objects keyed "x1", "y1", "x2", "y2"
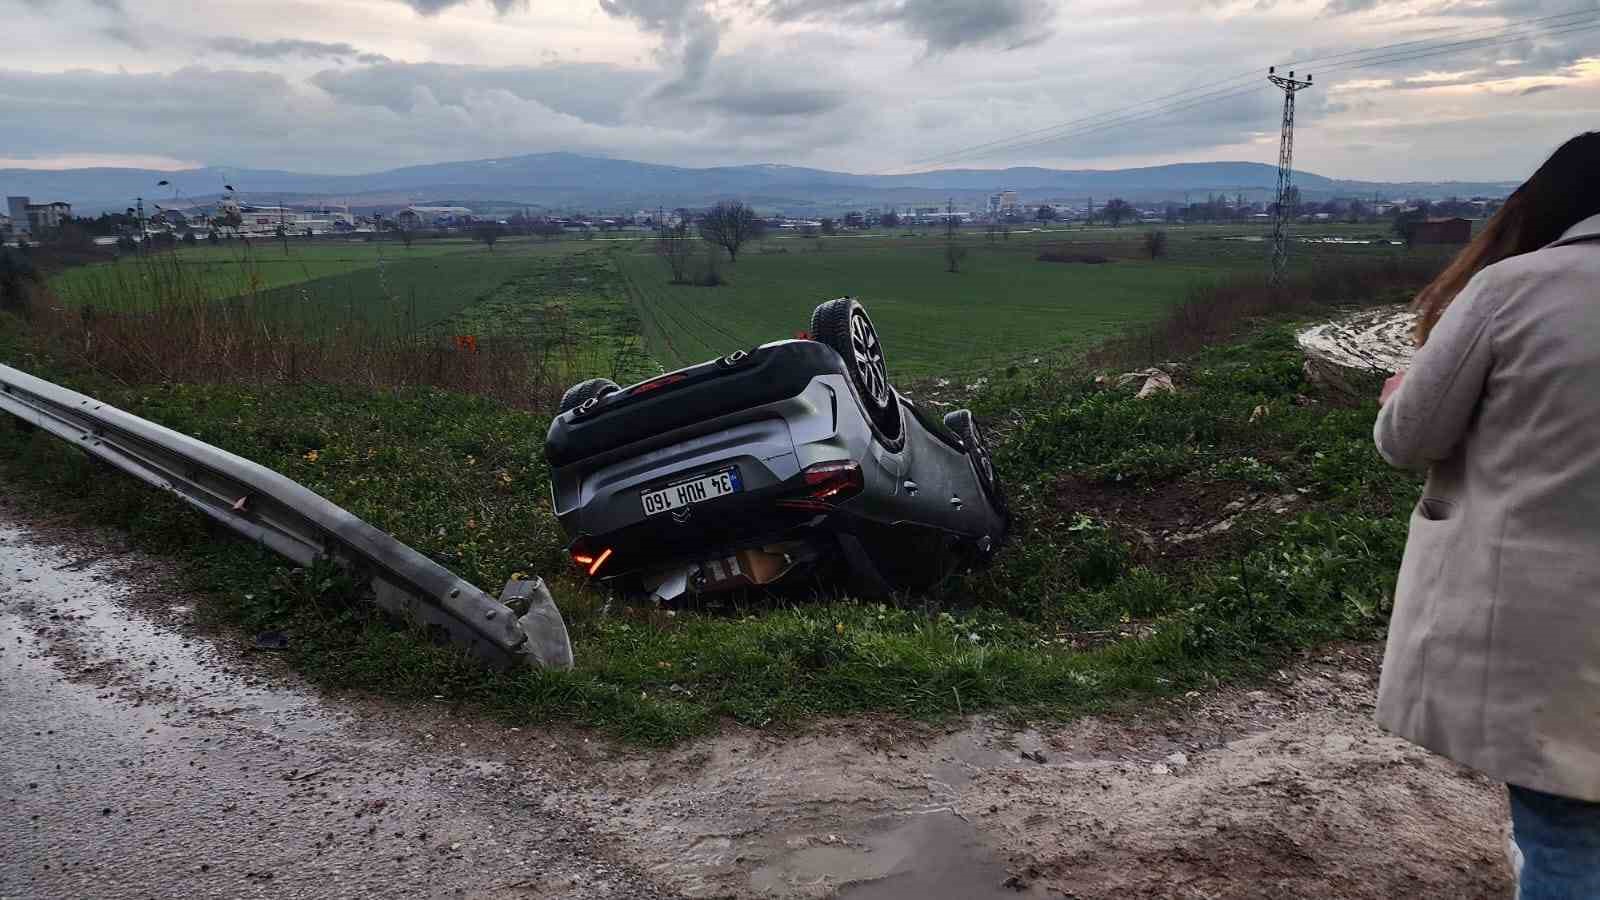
[
  {"x1": 435, "y1": 247, "x2": 660, "y2": 386},
  {"x1": 48, "y1": 239, "x2": 479, "y2": 309},
  {"x1": 618, "y1": 224, "x2": 1433, "y2": 379}
]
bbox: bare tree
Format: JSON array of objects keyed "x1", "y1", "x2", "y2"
[
  {"x1": 699, "y1": 201, "x2": 759, "y2": 262},
  {"x1": 397, "y1": 227, "x2": 415, "y2": 249},
  {"x1": 656, "y1": 222, "x2": 695, "y2": 284},
  {"x1": 1102, "y1": 198, "x2": 1135, "y2": 227}
]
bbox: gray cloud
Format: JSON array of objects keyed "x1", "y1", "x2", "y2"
[
  {"x1": 0, "y1": 63, "x2": 861, "y2": 185},
  {"x1": 1520, "y1": 83, "x2": 1561, "y2": 95},
  {"x1": 759, "y1": 0, "x2": 1059, "y2": 52},
  {"x1": 21, "y1": 0, "x2": 124, "y2": 11},
  {"x1": 210, "y1": 37, "x2": 387, "y2": 62},
  {"x1": 1321, "y1": 0, "x2": 1381, "y2": 15},
  {"x1": 311, "y1": 62, "x2": 654, "y2": 125},
  {"x1": 100, "y1": 24, "x2": 145, "y2": 48},
  {"x1": 391, "y1": 0, "x2": 527, "y2": 13},
  {"x1": 7, "y1": 0, "x2": 1600, "y2": 185},
  {"x1": 598, "y1": 0, "x2": 723, "y2": 96},
  {"x1": 700, "y1": 85, "x2": 845, "y2": 117}
]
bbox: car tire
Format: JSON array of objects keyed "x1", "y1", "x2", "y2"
[
  {"x1": 945, "y1": 409, "x2": 1008, "y2": 522},
  {"x1": 558, "y1": 377, "x2": 620, "y2": 415},
  {"x1": 810, "y1": 297, "x2": 899, "y2": 437}
]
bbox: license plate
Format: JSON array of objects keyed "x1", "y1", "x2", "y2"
[{"x1": 642, "y1": 467, "x2": 742, "y2": 516}]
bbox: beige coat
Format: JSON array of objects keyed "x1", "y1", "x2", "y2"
[{"x1": 1375, "y1": 212, "x2": 1600, "y2": 802}]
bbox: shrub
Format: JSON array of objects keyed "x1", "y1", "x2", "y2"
[
  {"x1": 1086, "y1": 256, "x2": 1443, "y2": 372},
  {"x1": 0, "y1": 246, "x2": 39, "y2": 314}
]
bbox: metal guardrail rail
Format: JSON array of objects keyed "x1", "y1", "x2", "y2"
[{"x1": 0, "y1": 363, "x2": 573, "y2": 671}]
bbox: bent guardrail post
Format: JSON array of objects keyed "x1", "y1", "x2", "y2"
[{"x1": 0, "y1": 363, "x2": 573, "y2": 671}]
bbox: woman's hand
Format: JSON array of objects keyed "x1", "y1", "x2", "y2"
[{"x1": 1381, "y1": 370, "x2": 1407, "y2": 405}]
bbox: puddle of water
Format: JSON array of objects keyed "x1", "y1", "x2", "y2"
[
  {"x1": 751, "y1": 811, "x2": 1044, "y2": 899},
  {"x1": 0, "y1": 524, "x2": 337, "y2": 739},
  {"x1": 928, "y1": 726, "x2": 1023, "y2": 790}
]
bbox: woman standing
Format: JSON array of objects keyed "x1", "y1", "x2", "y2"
[{"x1": 1375, "y1": 132, "x2": 1600, "y2": 899}]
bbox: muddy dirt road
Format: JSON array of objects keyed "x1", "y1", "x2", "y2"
[{"x1": 0, "y1": 504, "x2": 1514, "y2": 899}]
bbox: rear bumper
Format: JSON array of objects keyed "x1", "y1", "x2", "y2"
[{"x1": 571, "y1": 498, "x2": 968, "y2": 590}]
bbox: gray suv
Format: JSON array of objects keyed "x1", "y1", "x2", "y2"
[{"x1": 544, "y1": 298, "x2": 1009, "y2": 602}]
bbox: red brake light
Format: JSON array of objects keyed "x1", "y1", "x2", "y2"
[
  {"x1": 802, "y1": 460, "x2": 864, "y2": 501},
  {"x1": 571, "y1": 546, "x2": 612, "y2": 575},
  {"x1": 630, "y1": 373, "x2": 688, "y2": 396}
]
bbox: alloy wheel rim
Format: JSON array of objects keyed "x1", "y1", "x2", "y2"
[{"x1": 849, "y1": 310, "x2": 889, "y2": 407}]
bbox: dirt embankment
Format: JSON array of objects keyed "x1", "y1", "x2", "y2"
[{"x1": 0, "y1": 498, "x2": 1512, "y2": 899}]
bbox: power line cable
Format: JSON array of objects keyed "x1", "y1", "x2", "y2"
[
  {"x1": 889, "y1": 8, "x2": 1599, "y2": 171},
  {"x1": 930, "y1": 16, "x2": 1600, "y2": 167},
  {"x1": 910, "y1": 13, "x2": 1600, "y2": 168}
]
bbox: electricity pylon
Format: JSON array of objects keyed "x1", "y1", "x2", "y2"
[{"x1": 1268, "y1": 67, "x2": 1313, "y2": 287}]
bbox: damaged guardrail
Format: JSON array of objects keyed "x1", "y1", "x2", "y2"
[{"x1": 0, "y1": 363, "x2": 572, "y2": 671}]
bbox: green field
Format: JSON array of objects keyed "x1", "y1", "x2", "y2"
[
  {"x1": 617, "y1": 224, "x2": 1429, "y2": 378},
  {"x1": 39, "y1": 223, "x2": 1439, "y2": 387},
  {"x1": 48, "y1": 238, "x2": 480, "y2": 308}
]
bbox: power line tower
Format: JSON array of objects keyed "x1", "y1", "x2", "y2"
[{"x1": 1267, "y1": 66, "x2": 1313, "y2": 286}]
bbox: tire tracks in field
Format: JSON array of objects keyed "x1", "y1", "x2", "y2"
[
  {"x1": 617, "y1": 253, "x2": 752, "y2": 367},
  {"x1": 617, "y1": 255, "x2": 683, "y2": 364}
]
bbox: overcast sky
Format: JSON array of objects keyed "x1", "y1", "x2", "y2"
[{"x1": 5, "y1": 0, "x2": 1597, "y2": 181}]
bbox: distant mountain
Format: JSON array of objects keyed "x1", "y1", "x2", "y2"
[{"x1": 0, "y1": 152, "x2": 1520, "y2": 215}]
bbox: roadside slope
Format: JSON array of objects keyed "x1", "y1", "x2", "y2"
[{"x1": 0, "y1": 498, "x2": 1511, "y2": 899}]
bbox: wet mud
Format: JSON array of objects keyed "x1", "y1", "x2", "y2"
[{"x1": 0, "y1": 500, "x2": 1513, "y2": 899}]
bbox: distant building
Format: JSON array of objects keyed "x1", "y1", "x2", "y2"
[
  {"x1": 7, "y1": 197, "x2": 31, "y2": 235},
  {"x1": 214, "y1": 197, "x2": 353, "y2": 236},
  {"x1": 987, "y1": 191, "x2": 1020, "y2": 216},
  {"x1": 394, "y1": 205, "x2": 475, "y2": 229},
  {"x1": 1412, "y1": 217, "x2": 1472, "y2": 245},
  {"x1": 5, "y1": 197, "x2": 72, "y2": 236}
]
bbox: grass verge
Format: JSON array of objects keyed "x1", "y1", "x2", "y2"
[{"x1": 0, "y1": 259, "x2": 1425, "y2": 745}]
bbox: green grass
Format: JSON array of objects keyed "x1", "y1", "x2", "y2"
[
  {"x1": 41, "y1": 239, "x2": 650, "y2": 367},
  {"x1": 0, "y1": 301, "x2": 1419, "y2": 744},
  {"x1": 618, "y1": 224, "x2": 1433, "y2": 378},
  {"x1": 48, "y1": 239, "x2": 482, "y2": 309},
  {"x1": 434, "y1": 246, "x2": 660, "y2": 385}
]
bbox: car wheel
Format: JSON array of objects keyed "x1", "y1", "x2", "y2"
[
  {"x1": 810, "y1": 297, "x2": 899, "y2": 436},
  {"x1": 945, "y1": 410, "x2": 1008, "y2": 519},
  {"x1": 558, "y1": 377, "x2": 620, "y2": 415}
]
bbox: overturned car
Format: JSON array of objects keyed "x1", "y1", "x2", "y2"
[{"x1": 544, "y1": 298, "x2": 1009, "y2": 602}]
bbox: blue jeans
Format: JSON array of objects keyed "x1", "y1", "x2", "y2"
[{"x1": 1510, "y1": 785, "x2": 1600, "y2": 900}]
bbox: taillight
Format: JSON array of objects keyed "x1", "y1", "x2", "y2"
[
  {"x1": 803, "y1": 461, "x2": 864, "y2": 500},
  {"x1": 571, "y1": 545, "x2": 612, "y2": 576},
  {"x1": 630, "y1": 373, "x2": 688, "y2": 396},
  {"x1": 778, "y1": 460, "x2": 864, "y2": 511}
]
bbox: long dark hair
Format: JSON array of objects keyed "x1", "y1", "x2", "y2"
[{"x1": 1414, "y1": 132, "x2": 1600, "y2": 344}]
